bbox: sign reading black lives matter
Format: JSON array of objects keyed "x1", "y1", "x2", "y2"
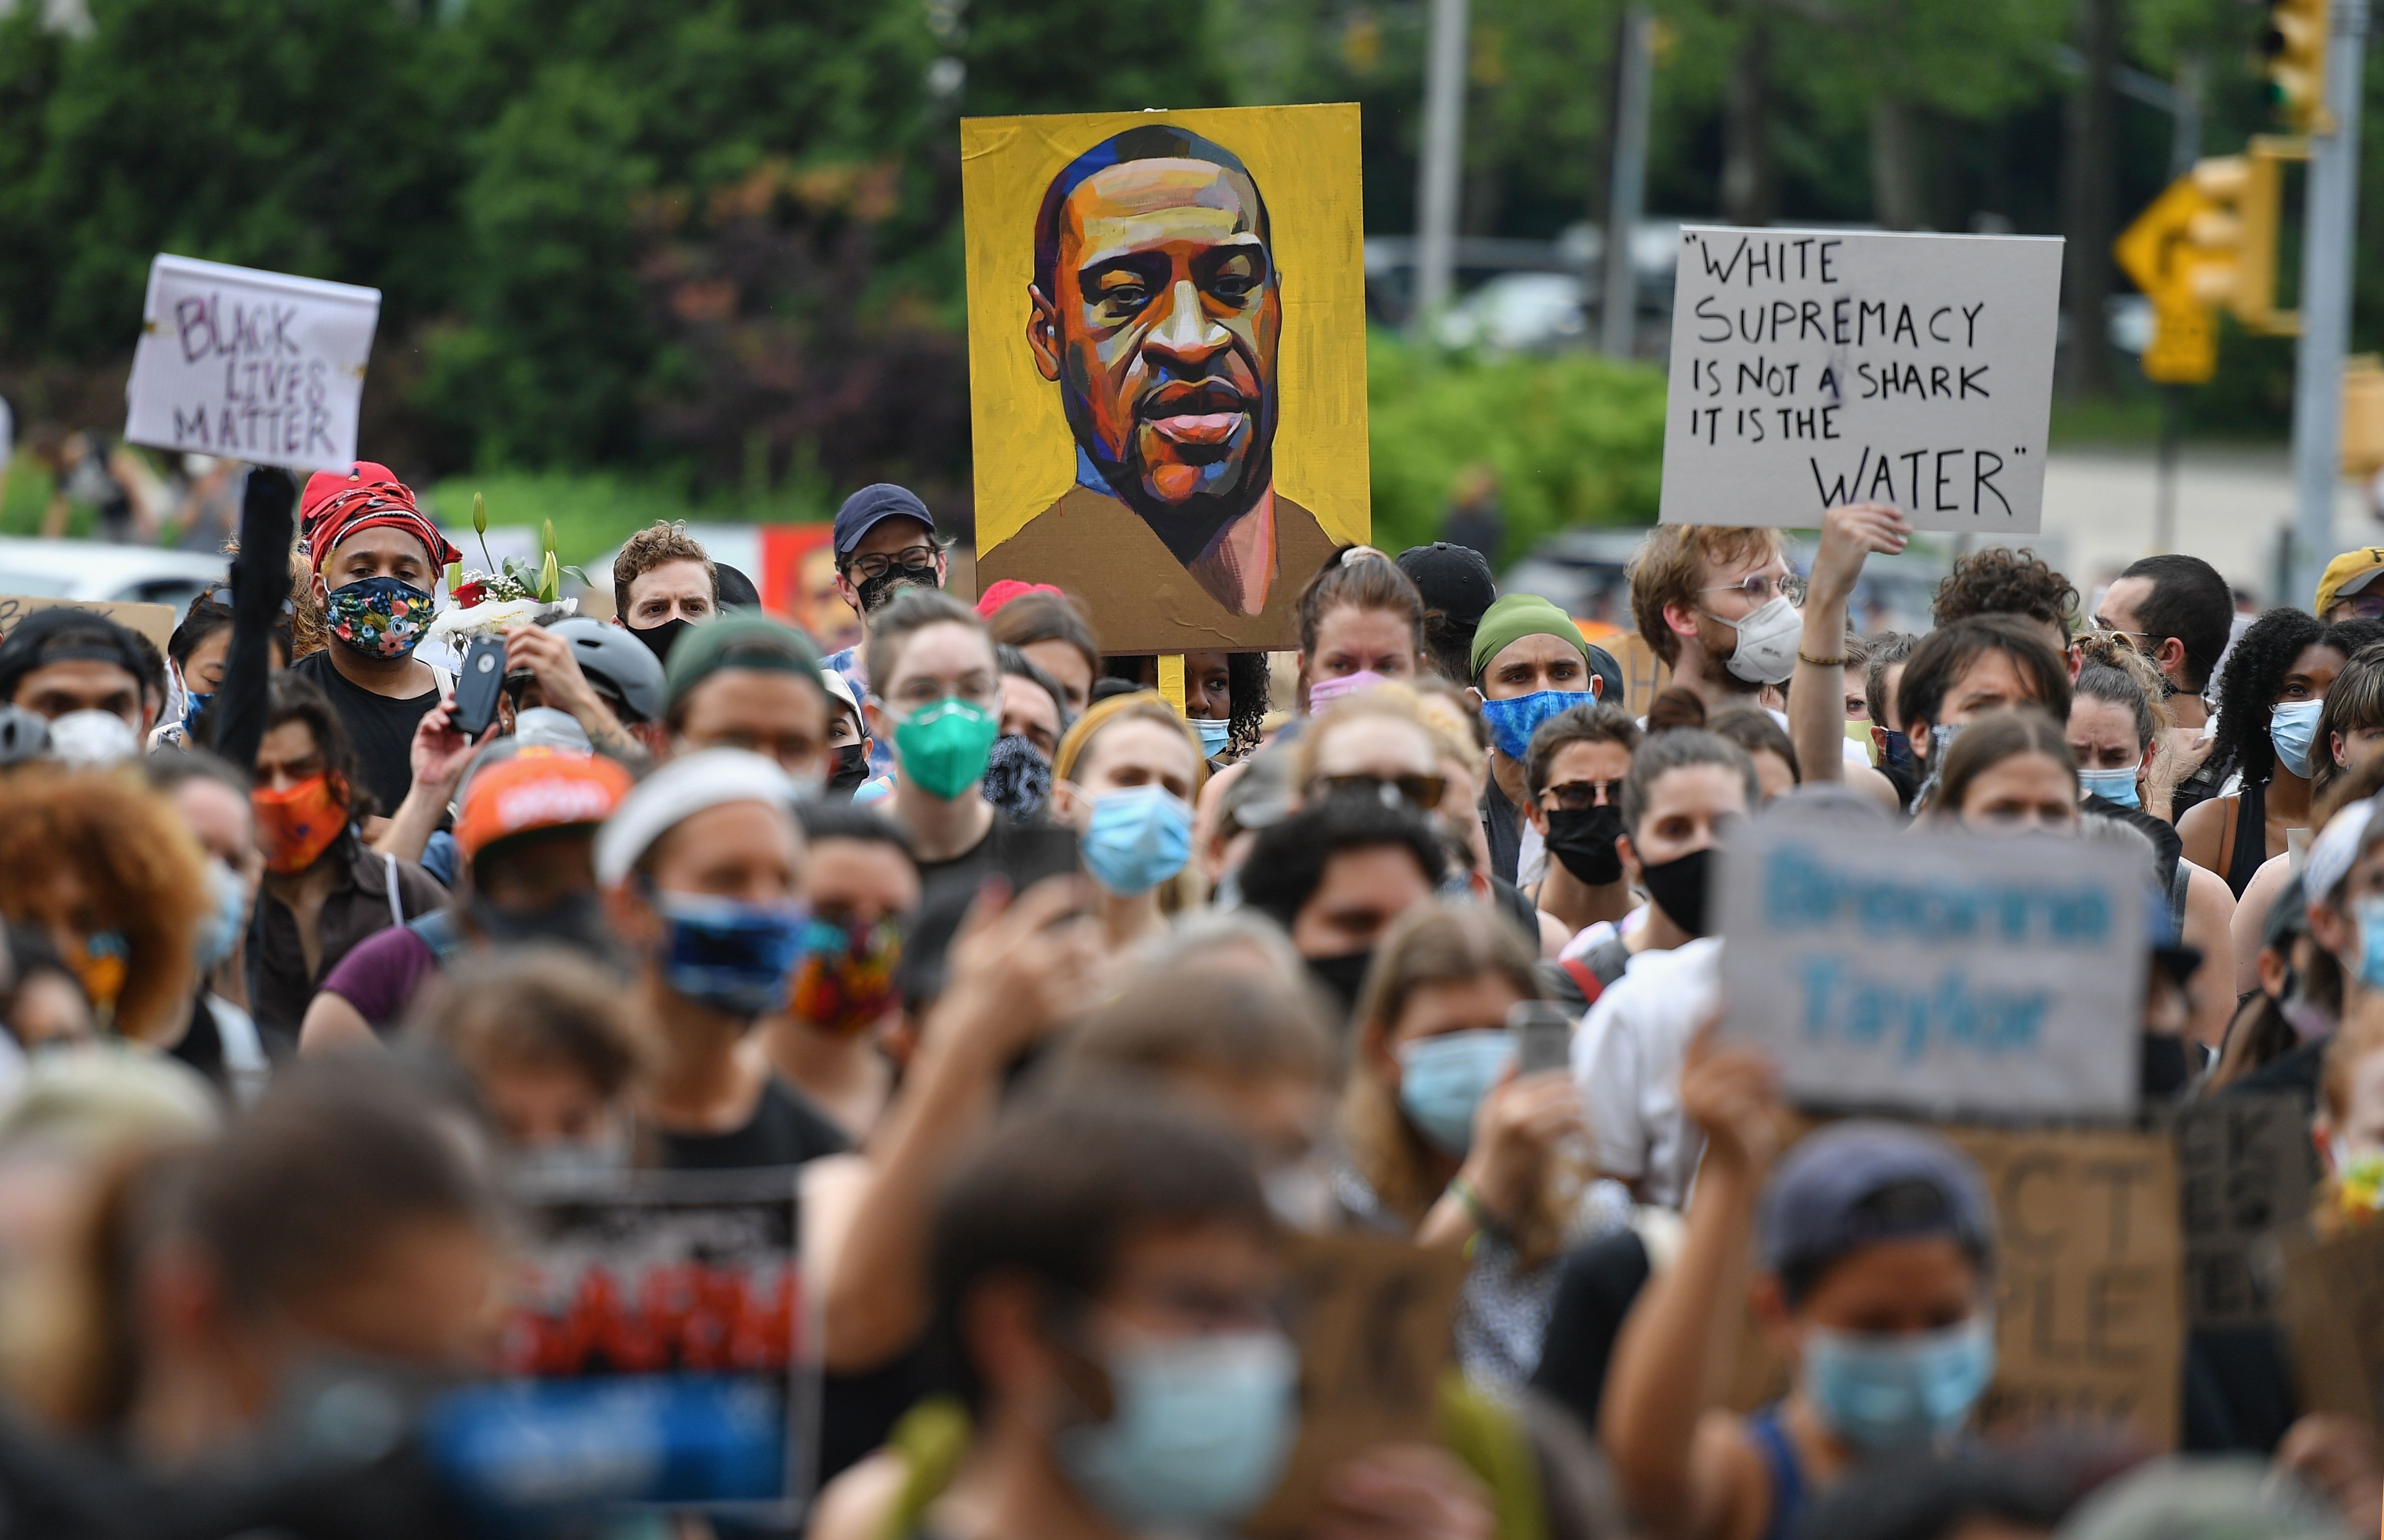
[
  {"x1": 1660, "y1": 228, "x2": 2064, "y2": 533},
  {"x1": 1717, "y1": 805, "x2": 2142, "y2": 1121},
  {"x1": 123, "y1": 254, "x2": 380, "y2": 473}
]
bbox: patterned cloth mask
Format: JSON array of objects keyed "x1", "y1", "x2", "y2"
[{"x1": 324, "y1": 576, "x2": 433, "y2": 660}]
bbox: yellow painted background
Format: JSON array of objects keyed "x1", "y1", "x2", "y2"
[{"x1": 961, "y1": 103, "x2": 1370, "y2": 554}]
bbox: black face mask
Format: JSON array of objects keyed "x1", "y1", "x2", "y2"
[
  {"x1": 1877, "y1": 729, "x2": 1919, "y2": 810},
  {"x1": 1638, "y1": 847, "x2": 1713, "y2": 937},
  {"x1": 1305, "y1": 949, "x2": 1375, "y2": 1023},
  {"x1": 828, "y1": 742, "x2": 871, "y2": 794},
  {"x1": 631, "y1": 616, "x2": 691, "y2": 665},
  {"x1": 1544, "y1": 805, "x2": 1626, "y2": 886},
  {"x1": 469, "y1": 890, "x2": 615, "y2": 957},
  {"x1": 979, "y1": 733, "x2": 1051, "y2": 819},
  {"x1": 856, "y1": 570, "x2": 939, "y2": 614}
]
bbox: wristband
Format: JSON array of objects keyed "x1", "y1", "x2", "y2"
[
  {"x1": 1447, "y1": 1175, "x2": 1510, "y2": 1239},
  {"x1": 1797, "y1": 648, "x2": 1849, "y2": 667}
]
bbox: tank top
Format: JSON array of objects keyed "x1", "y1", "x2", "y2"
[
  {"x1": 1745, "y1": 1404, "x2": 1806, "y2": 1540},
  {"x1": 2223, "y1": 777, "x2": 2268, "y2": 898}
]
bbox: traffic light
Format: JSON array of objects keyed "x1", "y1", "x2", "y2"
[
  {"x1": 2182, "y1": 142, "x2": 2298, "y2": 336},
  {"x1": 2258, "y1": 0, "x2": 2329, "y2": 131}
]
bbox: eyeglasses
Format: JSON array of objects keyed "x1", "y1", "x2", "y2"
[
  {"x1": 1699, "y1": 571, "x2": 1804, "y2": 606},
  {"x1": 1541, "y1": 778, "x2": 1626, "y2": 812},
  {"x1": 2335, "y1": 592, "x2": 2384, "y2": 621},
  {"x1": 843, "y1": 547, "x2": 939, "y2": 584},
  {"x1": 1310, "y1": 772, "x2": 1449, "y2": 814},
  {"x1": 2091, "y1": 618, "x2": 2154, "y2": 645}
]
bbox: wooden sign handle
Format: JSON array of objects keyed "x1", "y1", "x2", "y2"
[{"x1": 1157, "y1": 653, "x2": 1185, "y2": 712}]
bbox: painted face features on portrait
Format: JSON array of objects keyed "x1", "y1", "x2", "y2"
[{"x1": 1030, "y1": 156, "x2": 1283, "y2": 564}]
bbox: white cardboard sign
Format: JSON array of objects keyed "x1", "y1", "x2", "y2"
[
  {"x1": 123, "y1": 254, "x2": 380, "y2": 473},
  {"x1": 1659, "y1": 227, "x2": 2063, "y2": 533},
  {"x1": 1717, "y1": 806, "x2": 2143, "y2": 1121}
]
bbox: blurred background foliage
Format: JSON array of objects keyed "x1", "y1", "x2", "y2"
[{"x1": 0, "y1": 0, "x2": 2369, "y2": 564}]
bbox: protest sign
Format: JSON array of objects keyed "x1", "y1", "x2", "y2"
[
  {"x1": 2173, "y1": 1094, "x2": 2318, "y2": 1329},
  {"x1": 2280, "y1": 1222, "x2": 2384, "y2": 1428},
  {"x1": 1246, "y1": 1232, "x2": 1468, "y2": 1538},
  {"x1": 1660, "y1": 228, "x2": 2063, "y2": 533},
  {"x1": 963, "y1": 105, "x2": 1369, "y2": 653},
  {"x1": 1717, "y1": 807, "x2": 2144, "y2": 1121},
  {"x1": 424, "y1": 1170, "x2": 810, "y2": 1522},
  {"x1": 0, "y1": 593, "x2": 177, "y2": 652},
  {"x1": 124, "y1": 254, "x2": 380, "y2": 474}
]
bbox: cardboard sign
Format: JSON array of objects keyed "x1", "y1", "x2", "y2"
[
  {"x1": 124, "y1": 254, "x2": 380, "y2": 473},
  {"x1": 1660, "y1": 228, "x2": 2062, "y2": 533},
  {"x1": 1717, "y1": 807, "x2": 2145, "y2": 1121},
  {"x1": 2280, "y1": 1222, "x2": 2384, "y2": 1428},
  {"x1": 424, "y1": 1171, "x2": 810, "y2": 1521},
  {"x1": 1246, "y1": 1232, "x2": 1468, "y2": 1538},
  {"x1": 2173, "y1": 1094, "x2": 2319, "y2": 1329},
  {"x1": 963, "y1": 105, "x2": 1370, "y2": 653},
  {"x1": 0, "y1": 593, "x2": 178, "y2": 652}
]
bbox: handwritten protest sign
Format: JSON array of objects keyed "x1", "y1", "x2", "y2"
[
  {"x1": 2173, "y1": 1094, "x2": 2317, "y2": 1329},
  {"x1": 424, "y1": 1171, "x2": 809, "y2": 1522},
  {"x1": 1660, "y1": 228, "x2": 2063, "y2": 533},
  {"x1": 0, "y1": 593, "x2": 177, "y2": 652},
  {"x1": 124, "y1": 254, "x2": 379, "y2": 474},
  {"x1": 2280, "y1": 1222, "x2": 2384, "y2": 1428},
  {"x1": 1247, "y1": 1233, "x2": 1468, "y2": 1538},
  {"x1": 1717, "y1": 807, "x2": 2143, "y2": 1121}
]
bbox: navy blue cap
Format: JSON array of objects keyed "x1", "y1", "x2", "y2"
[
  {"x1": 1758, "y1": 1121, "x2": 1993, "y2": 1280},
  {"x1": 834, "y1": 483, "x2": 936, "y2": 557}
]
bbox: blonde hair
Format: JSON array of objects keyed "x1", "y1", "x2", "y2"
[
  {"x1": 1339, "y1": 901, "x2": 1580, "y2": 1261},
  {"x1": 1291, "y1": 680, "x2": 1442, "y2": 792}
]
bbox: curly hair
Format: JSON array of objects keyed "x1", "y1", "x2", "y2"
[
  {"x1": 1226, "y1": 652, "x2": 1271, "y2": 757},
  {"x1": 2207, "y1": 609, "x2": 2357, "y2": 790},
  {"x1": 0, "y1": 767, "x2": 209, "y2": 1044},
  {"x1": 1931, "y1": 547, "x2": 2079, "y2": 642},
  {"x1": 610, "y1": 522, "x2": 716, "y2": 618}
]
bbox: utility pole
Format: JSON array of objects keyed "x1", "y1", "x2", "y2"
[
  {"x1": 2288, "y1": 0, "x2": 2369, "y2": 610},
  {"x1": 1412, "y1": 0, "x2": 1469, "y2": 332},
  {"x1": 1601, "y1": 6, "x2": 1654, "y2": 359}
]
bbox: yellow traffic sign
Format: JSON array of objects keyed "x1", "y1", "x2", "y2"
[{"x1": 2142, "y1": 299, "x2": 2218, "y2": 385}]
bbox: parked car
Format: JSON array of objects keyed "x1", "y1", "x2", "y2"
[{"x1": 0, "y1": 536, "x2": 229, "y2": 614}]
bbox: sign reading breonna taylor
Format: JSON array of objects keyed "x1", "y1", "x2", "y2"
[
  {"x1": 1660, "y1": 228, "x2": 2063, "y2": 534},
  {"x1": 1717, "y1": 809, "x2": 2143, "y2": 1121},
  {"x1": 124, "y1": 254, "x2": 380, "y2": 474}
]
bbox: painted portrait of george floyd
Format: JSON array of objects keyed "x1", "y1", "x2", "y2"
[{"x1": 962, "y1": 105, "x2": 1369, "y2": 654}]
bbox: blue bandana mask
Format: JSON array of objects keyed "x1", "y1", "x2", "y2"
[
  {"x1": 1081, "y1": 785, "x2": 1194, "y2": 896},
  {"x1": 1396, "y1": 1029, "x2": 1513, "y2": 1156},
  {"x1": 323, "y1": 575, "x2": 433, "y2": 660},
  {"x1": 182, "y1": 691, "x2": 215, "y2": 744},
  {"x1": 2077, "y1": 766, "x2": 2141, "y2": 809},
  {"x1": 1057, "y1": 1330, "x2": 1299, "y2": 1526},
  {"x1": 1477, "y1": 689, "x2": 1586, "y2": 763},
  {"x1": 652, "y1": 890, "x2": 809, "y2": 1018},
  {"x1": 1801, "y1": 1317, "x2": 1995, "y2": 1450}
]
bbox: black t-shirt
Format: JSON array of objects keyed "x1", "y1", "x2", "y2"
[
  {"x1": 1479, "y1": 778, "x2": 1522, "y2": 887},
  {"x1": 290, "y1": 649, "x2": 442, "y2": 813},
  {"x1": 915, "y1": 811, "x2": 1078, "y2": 908},
  {"x1": 1529, "y1": 1226, "x2": 1654, "y2": 1432},
  {"x1": 655, "y1": 1076, "x2": 852, "y2": 1171}
]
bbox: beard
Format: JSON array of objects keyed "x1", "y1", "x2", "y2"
[
  {"x1": 1692, "y1": 612, "x2": 1765, "y2": 695},
  {"x1": 1062, "y1": 367, "x2": 1279, "y2": 568}
]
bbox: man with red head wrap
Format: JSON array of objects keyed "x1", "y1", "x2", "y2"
[{"x1": 286, "y1": 461, "x2": 464, "y2": 811}]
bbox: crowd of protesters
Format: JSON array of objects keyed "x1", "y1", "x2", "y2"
[{"x1": 2, "y1": 452, "x2": 2383, "y2": 1540}]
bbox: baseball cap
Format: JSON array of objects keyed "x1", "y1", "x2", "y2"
[
  {"x1": 595, "y1": 748, "x2": 801, "y2": 886},
  {"x1": 1397, "y1": 544, "x2": 1498, "y2": 630},
  {"x1": 455, "y1": 749, "x2": 633, "y2": 866},
  {"x1": 833, "y1": 483, "x2": 936, "y2": 558},
  {"x1": 1758, "y1": 1121, "x2": 1994, "y2": 1289},
  {"x1": 2315, "y1": 547, "x2": 2384, "y2": 617},
  {"x1": 0, "y1": 608, "x2": 147, "y2": 703},
  {"x1": 820, "y1": 667, "x2": 862, "y2": 724},
  {"x1": 664, "y1": 615, "x2": 825, "y2": 716}
]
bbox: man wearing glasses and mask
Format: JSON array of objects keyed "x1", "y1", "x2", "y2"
[
  {"x1": 1624, "y1": 525, "x2": 1803, "y2": 710},
  {"x1": 823, "y1": 482, "x2": 951, "y2": 778}
]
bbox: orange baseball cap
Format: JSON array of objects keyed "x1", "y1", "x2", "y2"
[{"x1": 455, "y1": 749, "x2": 635, "y2": 866}]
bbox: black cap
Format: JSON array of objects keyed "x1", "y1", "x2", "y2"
[
  {"x1": 833, "y1": 483, "x2": 936, "y2": 557},
  {"x1": 1396, "y1": 542, "x2": 1498, "y2": 629},
  {"x1": 714, "y1": 562, "x2": 761, "y2": 610},
  {"x1": 0, "y1": 608, "x2": 146, "y2": 704}
]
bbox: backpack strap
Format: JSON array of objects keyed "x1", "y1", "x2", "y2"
[{"x1": 1559, "y1": 958, "x2": 1607, "y2": 1008}]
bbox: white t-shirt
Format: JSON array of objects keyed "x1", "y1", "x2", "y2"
[{"x1": 1572, "y1": 936, "x2": 1721, "y2": 1210}]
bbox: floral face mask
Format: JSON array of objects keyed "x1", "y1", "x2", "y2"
[{"x1": 324, "y1": 576, "x2": 433, "y2": 660}]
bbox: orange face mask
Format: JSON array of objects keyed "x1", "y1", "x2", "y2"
[{"x1": 252, "y1": 774, "x2": 347, "y2": 875}]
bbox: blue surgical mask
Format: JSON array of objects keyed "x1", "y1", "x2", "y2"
[
  {"x1": 182, "y1": 690, "x2": 214, "y2": 743},
  {"x1": 1058, "y1": 1330, "x2": 1299, "y2": 1526},
  {"x1": 2356, "y1": 895, "x2": 2384, "y2": 991},
  {"x1": 2272, "y1": 699, "x2": 2324, "y2": 779},
  {"x1": 2077, "y1": 766, "x2": 2142, "y2": 809},
  {"x1": 1477, "y1": 689, "x2": 1584, "y2": 763},
  {"x1": 652, "y1": 890, "x2": 809, "y2": 1018},
  {"x1": 1080, "y1": 785, "x2": 1193, "y2": 896},
  {"x1": 195, "y1": 858, "x2": 248, "y2": 972},
  {"x1": 1396, "y1": 1029, "x2": 1513, "y2": 1156},
  {"x1": 1188, "y1": 716, "x2": 1233, "y2": 760},
  {"x1": 1801, "y1": 1316, "x2": 1995, "y2": 1451}
]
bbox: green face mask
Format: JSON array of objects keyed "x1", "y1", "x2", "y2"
[{"x1": 894, "y1": 696, "x2": 1000, "y2": 800}]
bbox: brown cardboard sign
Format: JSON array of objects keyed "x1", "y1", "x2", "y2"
[
  {"x1": 1244, "y1": 1232, "x2": 1468, "y2": 1538},
  {"x1": 2173, "y1": 1094, "x2": 2319, "y2": 1329},
  {"x1": 0, "y1": 593, "x2": 178, "y2": 653},
  {"x1": 2281, "y1": 1222, "x2": 2384, "y2": 1428}
]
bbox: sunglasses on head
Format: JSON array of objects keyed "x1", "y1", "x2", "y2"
[{"x1": 1309, "y1": 771, "x2": 1448, "y2": 813}]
